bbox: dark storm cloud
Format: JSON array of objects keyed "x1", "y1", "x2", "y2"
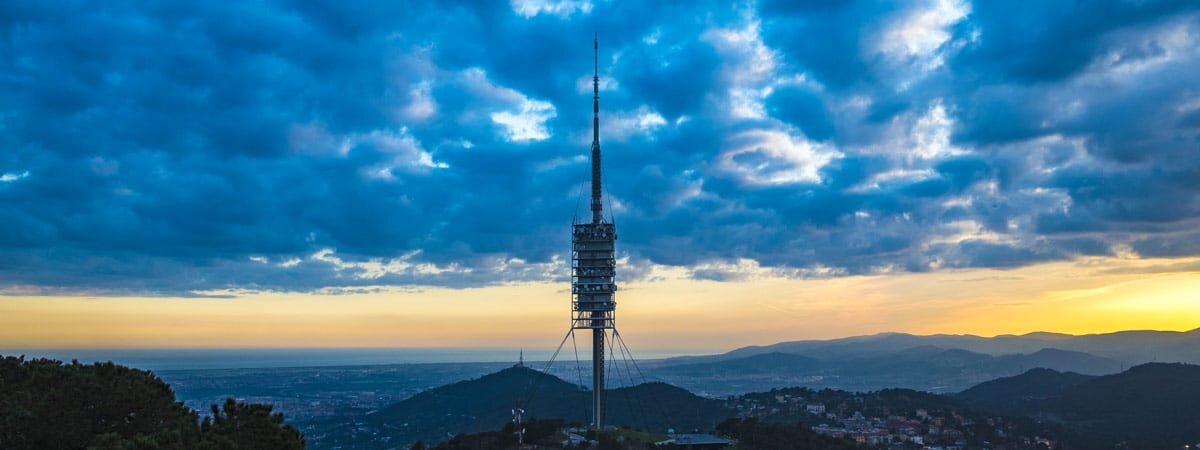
[
  {"x1": 765, "y1": 85, "x2": 836, "y2": 141},
  {"x1": 2, "y1": 0, "x2": 1199, "y2": 295},
  {"x1": 950, "y1": 0, "x2": 1197, "y2": 83}
]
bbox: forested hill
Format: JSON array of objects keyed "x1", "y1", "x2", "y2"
[
  {"x1": 339, "y1": 366, "x2": 731, "y2": 449},
  {"x1": 956, "y1": 367, "x2": 1096, "y2": 411},
  {"x1": 957, "y1": 363, "x2": 1200, "y2": 448},
  {"x1": 0, "y1": 356, "x2": 304, "y2": 449}
]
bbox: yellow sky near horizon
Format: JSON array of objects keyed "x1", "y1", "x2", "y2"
[{"x1": 2, "y1": 255, "x2": 1198, "y2": 351}]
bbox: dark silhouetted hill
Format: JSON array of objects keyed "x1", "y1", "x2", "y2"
[
  {"x1": 957, "y1": 367, "x2": 1095, "y2": 412},
  {"x1": 359, "y1": 366, "x2": 731, "y2": 448},
  {"x1": 958, "y1": 363, "x2": 1200, "y2": 448},
  {"x1": 369, "y1": 365, "x2": 579, "y2": 435}
]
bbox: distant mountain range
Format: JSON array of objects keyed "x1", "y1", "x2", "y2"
[
  {"x1": 646, "y1": 328, "x2": 1199, "y2": 395},
  {"x1": 651, "y1": 346, "x2": 1123, "y2": 395},
  {"x1": 957, "y1": 363, "x2": 1200, "y2": 448},
  {"x1": 662, "y1": 328, "x2": 1200, "y2": 365}
]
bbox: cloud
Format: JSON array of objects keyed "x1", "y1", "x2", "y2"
[
  {"x1": 600, "y1": 106, "x2": 667, "y2": 142},
  {"x1": 719, "y1": 129, "x2": 841, "y2": 185},
  {"x1": 874, "y1": 0, "x2": 970, "y2": 70},
  {"x1": 510, "y1": 0, "x2": 593, "y2": 18},
  {"x1": 1, "y1": 1, "x2": 1199, "y2": 295},
  {"x1": 309, "y1": 248, "x2": 461, "y2": 280},
  {"x1": 454, "y1": 67, "x2": 558, "y2": 142},
  {"x1": 702, "y1": 15, "x2": 780, "y2": 120},
  {"x1": 400, "y1": 81, "x2": 438, "y2": 121},
  {"x1": 491, "y1": 99, "x2": 557, "y2": 142},
  {"x1": 1, "y1": 171, "x2": 30, "y2": 183}
]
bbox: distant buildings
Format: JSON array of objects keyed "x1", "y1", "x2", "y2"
[{"x1": 729, "y1": 388, "x2": 1059, "y2": 449}]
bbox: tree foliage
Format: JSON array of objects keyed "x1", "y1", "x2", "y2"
[
  {"x1": 0, "y1": 356, "x2": 304, "y2": 449},
  {"x1": 199, "y1": 399, "x2": 304, "y2": 450}
]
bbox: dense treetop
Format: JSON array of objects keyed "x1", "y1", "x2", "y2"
[{"x1": 0, "y1": 356, "x2": 304, "y2": 450}]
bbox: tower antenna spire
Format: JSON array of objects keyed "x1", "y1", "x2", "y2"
[{"x1": 590, "y1": 34, "x2": 603, "y2": 224}]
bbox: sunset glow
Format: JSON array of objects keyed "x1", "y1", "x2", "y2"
[{"x1": 5, "y1": 256, "x2": 1197, "y2": 350}]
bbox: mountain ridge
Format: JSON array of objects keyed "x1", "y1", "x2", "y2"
[
  {"x1": 651, "y1": 345, "x2": 1124, "y2": 395},
  {"x1": 956, "y1": 363, "x2": 1200, "y2": 447},
  {"x1": 656, "y1": 328, "x2": 1200, "y2": 367}
]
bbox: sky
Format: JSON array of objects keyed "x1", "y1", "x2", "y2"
[{"x1": 2, "y1": 0, "x2": 1199, "y2": 351}]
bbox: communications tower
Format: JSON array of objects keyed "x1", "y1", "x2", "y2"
[{"x1": 571, "y1": 35, "x2": 617, "y2": 431}]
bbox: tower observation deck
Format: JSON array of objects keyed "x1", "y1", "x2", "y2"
[{"x1": 572, "y1": 35, "x2": 617, "y2": 431}]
